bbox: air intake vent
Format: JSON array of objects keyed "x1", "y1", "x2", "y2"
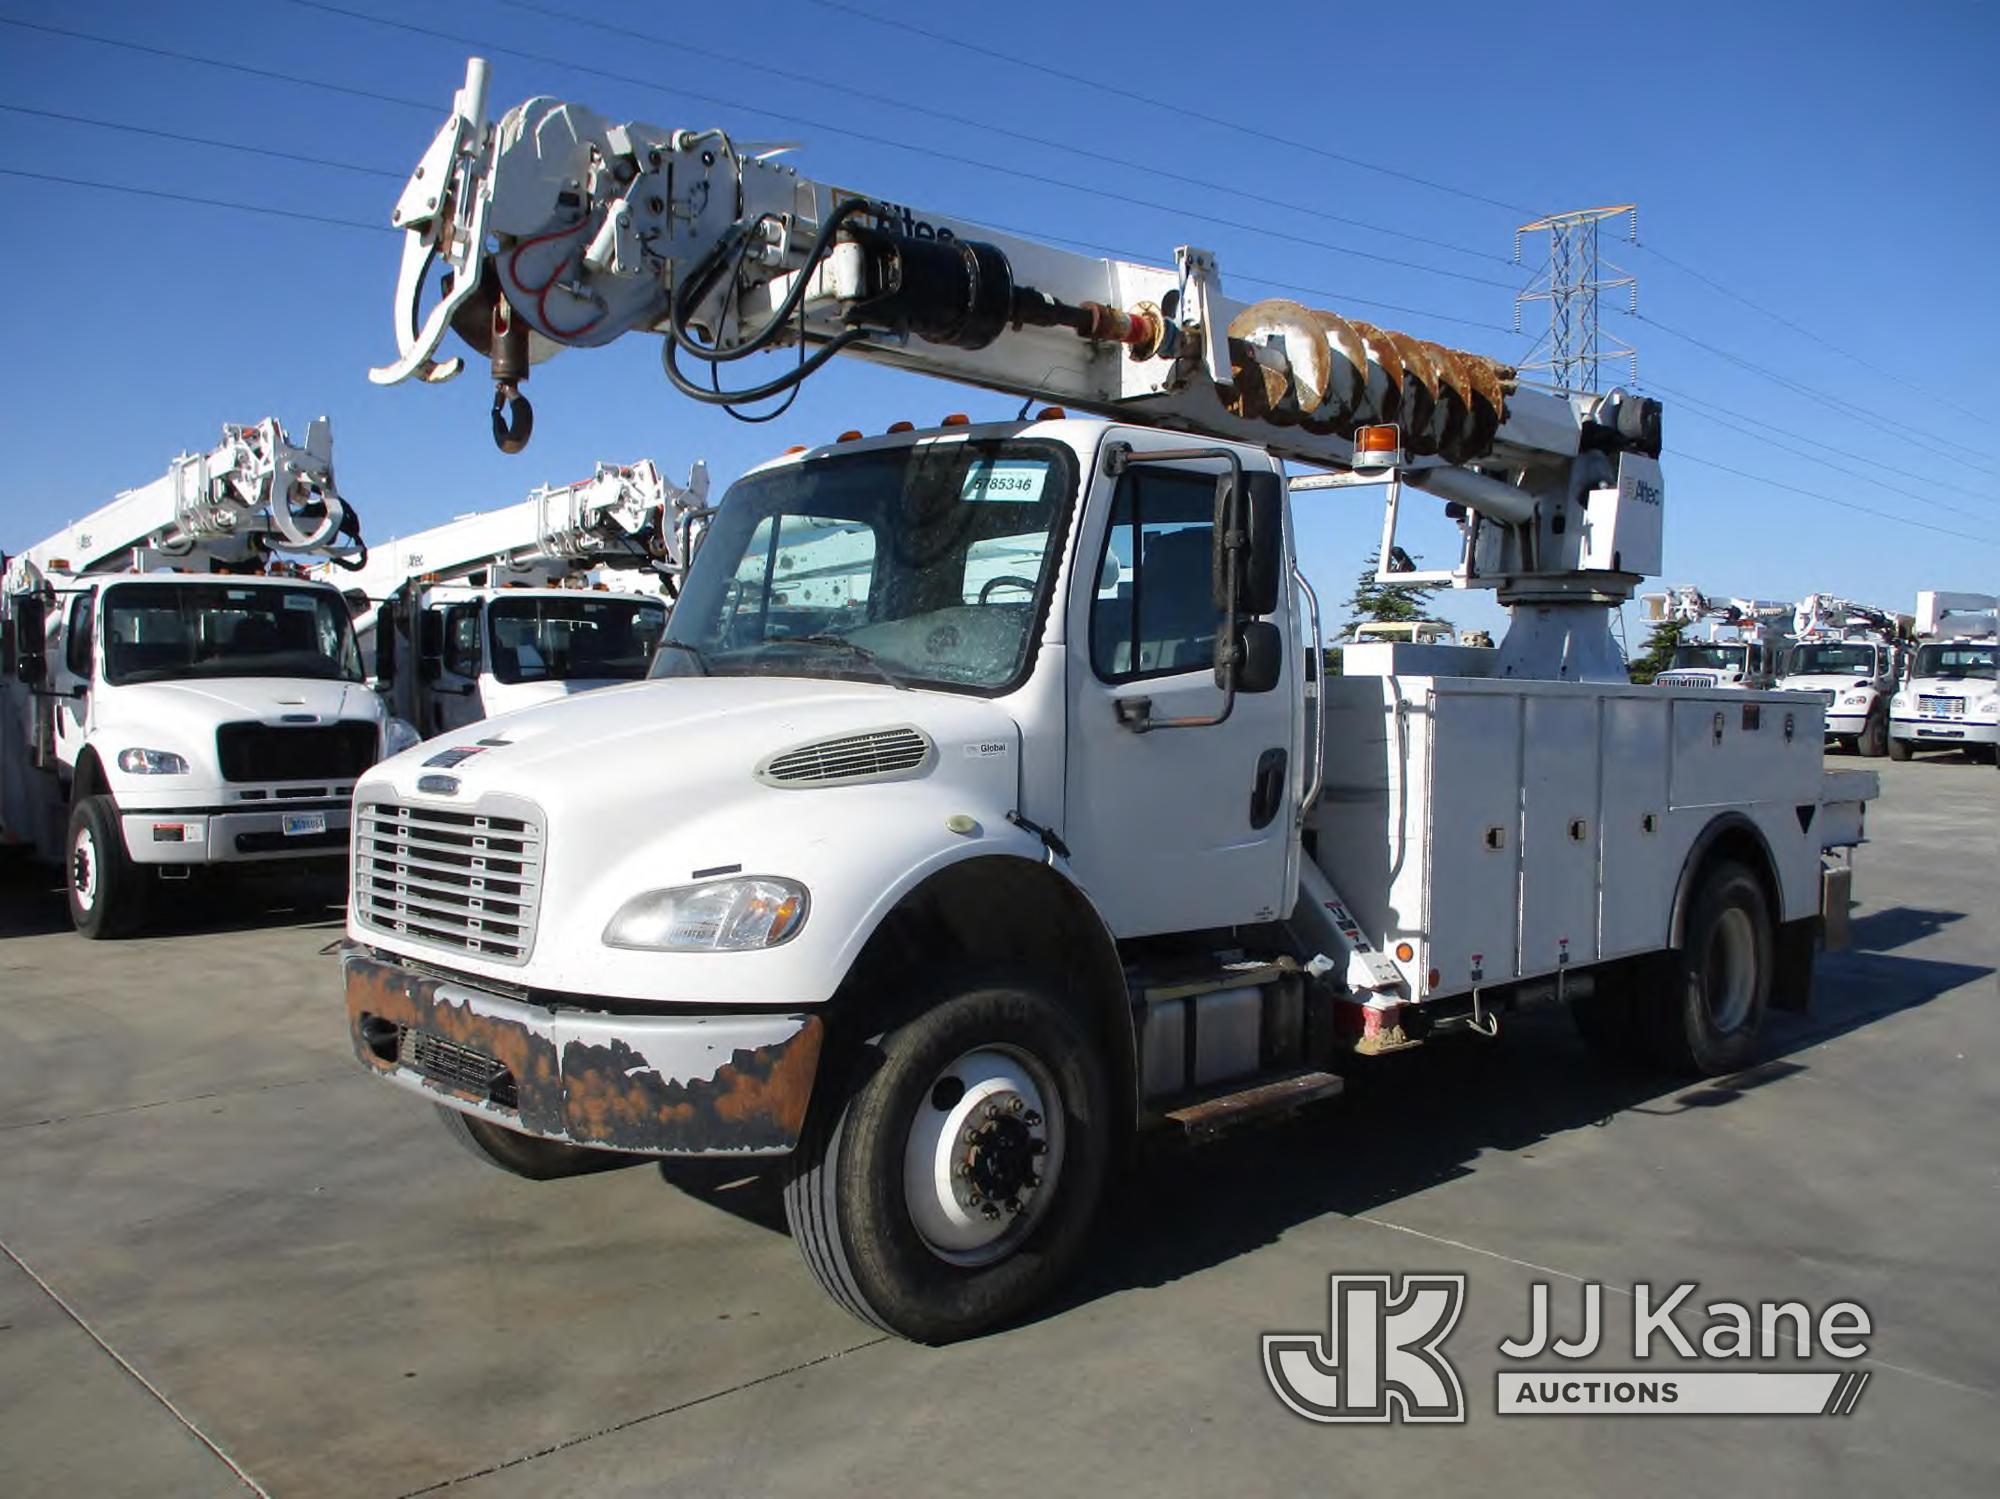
[{"x1": 759, "y1": 726, "x2": 934, "y2": 787}]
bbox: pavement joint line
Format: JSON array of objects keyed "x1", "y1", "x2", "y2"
[
  {"x1": 0, "y1": 1235, "x2": 269, "y2": 1497},
  {"x1": 0, "y1": 1068, "x2": 359, "y2": 1134},
  {"x1": 398, "y1": 1334, "x2": 893, "y2": 1495},
  {"x1": 1353, "y1": 1214, "x2": 1999, "y2": 1402}
]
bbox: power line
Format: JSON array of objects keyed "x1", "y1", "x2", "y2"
[
  {"x1": 277, "y1": 0, "x2": 1523, "y2": 294},
  {"x1": 490, "y1": 0, "x2": 1503, "y2": 267},
  {"x1": 1646, "y1": 377, "x2": 1997, "y2": 512},
  {"x1": 1672, "y1": 449, "x2": 1996, "y2": 546},
  {"x1": 0, "y1": 166, "x2": 394, "y2": 233},
  {"x1": 0, "y1": 16, "x2": 435, "y2": 114},
  {"x1": 1629, "y1": 310, "x2": 2000, "y2": 475},
  {"x1": 0, "y1": 103, "x2": 401, "y2": 179},
  {"x1": 1635, "y1": 240, "x2": 1988, "y2": 428},
  {"x1": 800, "y1": 0, "x2": 1541, "y2": 219}
]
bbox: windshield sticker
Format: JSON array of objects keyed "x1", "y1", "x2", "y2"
[
  {"x1": 960, "y1": 460, "x2": 1048, "y2": 505},
  {"x1": 283, "y1": 594, "x2": 319, "y2": 611}
]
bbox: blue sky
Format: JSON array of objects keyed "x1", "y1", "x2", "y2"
[{"x1": 2, "y1": 0, "x2": 1994, "y2": 643}]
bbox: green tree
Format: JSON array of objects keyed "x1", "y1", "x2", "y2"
[
  {"x1": 1344, "y1": 548, "x2": 1441, "y2": 633},
  {"x1": 1628, "y1": 614, "x2": 1685, "y2": 684}
]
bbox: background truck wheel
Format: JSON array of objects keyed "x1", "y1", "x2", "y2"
[
  {"x1": 1886, "y1": 735, "x2": 1913, "y2": 762},
  {"x1": 1856, "y1": 707, "x2": 1889, "y2": 758},
  {"x1": 1647, "y1": 859, "x2": 1773, "y2": 1076},
  {"x1": 433, "y1": 1105, "x2": 633, "y2": 1180},
  {"x1": 783, "y1": 978, "x2": 1110, "y2": 1343},
  {"x1": 66, "y1": 795, "x2": 145, "y2": 939}
]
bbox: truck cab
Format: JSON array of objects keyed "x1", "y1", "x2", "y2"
[
  {"x1": 1777, "y1": 637, "x2": 1901, "y2": 756},
  {"x1": 1890, "y1": 638, "x2": 1999, "y2": 761},
  {"x1": 1657, "y1": 634, "x2": 1784, "y2": 690},
  {"x1": 3, "y1": 571, "x2": 397, "y2": 935},
  {"x1": 368, "y1": 581, "x2": 668, "y2": 737}
]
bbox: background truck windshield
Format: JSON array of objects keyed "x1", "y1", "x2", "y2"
[
  {"x1": 487, "y1": 595, "x2": 666, "y2": 684},
  {"x1": 1789, "y1": 643, "x2": 1880, "y2": 677},
  {"x1": 655, "y1": 439, "x2": 1076, "y2": 693},
  {"x1": 1671, "y1": 644, "x2": 1746, "y2": 671},
  {"x1": 1913, "y1": 643, "x2": 1998, "y2": 680},
  {"x1": 101, "y1": 582, "x2": 362, "y2": 685}
]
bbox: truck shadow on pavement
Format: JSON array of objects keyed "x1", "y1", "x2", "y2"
[
  {"x1": 0, "y1": 857, "x2": 347, "y2": 940},
  {"x1": 656, "y1": 905, "x2": 1990, "y2": 1325}
]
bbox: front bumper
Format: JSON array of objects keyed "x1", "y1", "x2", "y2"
[
  {"x1": 1890, "y1": 717, "x2": 2000, "y2": 748},
  {"x1": 120, "y1": 801, "x2": 352, "y2": 865},
  {"x1": 342, "y1": 947, "x2": 824, "y2": 1156}
]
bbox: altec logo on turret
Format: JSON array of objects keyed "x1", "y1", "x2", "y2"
[{"x1": 1263, "y1": 1276, "x2": 1874, "y2": 1421}]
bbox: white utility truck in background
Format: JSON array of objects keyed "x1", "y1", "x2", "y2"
[
  {"x1": 318, "y1": 459, "x2": 707, "y2": 738},
  {"x1": 0, "y1": 419, "x2": 406, "y2": 936},
  {"x1": 1643, "y1": 585, "x2": 1794, "y2": 689},
  {"x1": 343, "y1": 60, "x2": 1877, "y2": 1341},
  {"x1": 1776, "y1": 593, "x2": 1909, "y2": 758},
  {"x1": 1889, "y1": 590, "x2": 1999, "y2": 763}
]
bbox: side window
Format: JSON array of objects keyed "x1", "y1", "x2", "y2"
[
  {"x1": 1089, "y1": 469, "x2": 1222, "y2": 681},
  {"x1": 66, "y1": 592, "x2": 95, "y2": 677},
  {"x1": 442, "y1": 604, "x2": 482, "y2": 678}
]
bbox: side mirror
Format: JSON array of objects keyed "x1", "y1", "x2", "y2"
[
  {"x1": 374, "y1": 608, "x2": 398, "y2": 684},
  {"x1": 418, "y1": 610, "x2": 443, "y2": 683},
  {"x1": 1215, "y1": 619, "x2": 1283, "y2": 694},
  {"x1": 11, "y1": 595, "x2": 46, "y2": 683},
  {"x1": 1212, "y1": 471, "x2": 1285, "y2": 619}
]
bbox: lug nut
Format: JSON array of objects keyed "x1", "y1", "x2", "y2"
[
  {"x1": 1030, "y1": 1139, "x2": 1047, "y2": 1155},
  {"x1": 1005, "y1": 1197, "x2": 1022, "y2": 1214},
  {"x1": 985, "y1": 1103, "x2": 1000, "y2": 1120},
  {"x1": 982, "y1": 1203, "x2": 1001, "y2": 1221},
  {"x1": 1024, "y1": 1112, "x2": 1043, "y2": 1128},
  {"x1": 1009, "y1": 1097, "x2": 1024, "y2": 1114}
]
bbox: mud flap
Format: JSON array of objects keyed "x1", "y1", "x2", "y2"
[{"x1": 1771, "y1": 916, "x2": 1819, "y2": 1013}]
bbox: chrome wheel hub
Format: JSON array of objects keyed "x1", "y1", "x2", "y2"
[{"x1": 903, "y1": 1045, "x2": 1064, "y2": 1266}]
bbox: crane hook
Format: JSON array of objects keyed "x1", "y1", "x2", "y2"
[{"x1": 491, "y1": 384, "x2": 534, "y2": 454}]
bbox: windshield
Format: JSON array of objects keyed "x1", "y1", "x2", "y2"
[
  {"x1": 487, "y1": 595, "x2": 666, "y2": 684},
  {"x1": 1670, "y1": 644, "x2": 1745, "y2": 671},
  {"x1": 1788, "y1": 643, "x2": 1880, "y2": 678},
  {"x1": 653, "y1": 438, "x2": 1076, "y2": 693},
  {"x1": 1913, "y1": 643, "x2": 1998, "y2": 680},
  {"x1": 101, "y1": 582, "x2": 363, "y2": 686}
]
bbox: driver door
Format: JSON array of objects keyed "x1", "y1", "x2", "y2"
[
  {"x1": 53, "y1": 588, "x2": 95, "y2": 772},
  {"x1": 1061, "y1": 448, "x2": 1299, "y2": 938}
]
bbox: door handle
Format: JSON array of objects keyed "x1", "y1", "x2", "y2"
[
  {"x1": 1115, "y1": 696, "x2": 1153, "y2": 732},
  {"x1": 1250, "y1": 746, "x2": 1287, "y2": 829}
]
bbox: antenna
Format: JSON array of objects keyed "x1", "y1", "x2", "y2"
[{"x1": 1513, "y1": 204, "x2": 1639, "y2": 391}]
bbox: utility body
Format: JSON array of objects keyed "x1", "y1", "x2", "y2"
[
  {"x1": 1775, "y1": 593, "x2": 1910, "y2": 758},
  {"x1": 1888, "y1": 591, "x2": 1999, "y2": 763},
  {"x1": 0, "y1": 419, "x2": 401, "y2": 936},
  {"x1": 317, "y1": 459, "x2": 707, "y2": 738},
  {"x1": 1643, "y1": 585, "x2": 1793, "y2": 690},
  {"x1": 344, "y1": 62, "x2": 1878, "y2": 1341}
]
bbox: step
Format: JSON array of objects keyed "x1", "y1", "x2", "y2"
[{"x1": 1162, "y1": 1069, "x2": 1345, "y2": 1141}]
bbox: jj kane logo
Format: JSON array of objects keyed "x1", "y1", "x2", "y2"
[{"x1": 1264, "y1": 1275, "x2": 1874, "y2": 1422}]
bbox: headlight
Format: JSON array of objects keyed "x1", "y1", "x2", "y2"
[
  {"x1": 603, "y1": 877, "x2": 809, "y2": 952},
  {"x1": 383, "y1": 717, "x2": 423, "y2": 757},
  {"x1": 117, "y1": 747, "x2": 188, "y2": 775},
  {"x1": 1892, "y1": 693, "x2": 1912, "y2": 711}
]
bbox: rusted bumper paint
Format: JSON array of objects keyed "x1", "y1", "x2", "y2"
[{"x1": 343, "y1": 946, "x2": 823, "y2": 1155}]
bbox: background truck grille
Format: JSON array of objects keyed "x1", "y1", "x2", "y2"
[
  {"x1": 1918, "y1": 695, "x2": 1966, "y2": 718},
  {"x1": 352, "y1": 798, "x2": 545, "y2": 963},
  {"x1": 759, "y1": 726, "x2": 932, "y2": 786},
  {"x1": 217, "y1": 721, "x2": 378, "y2": 782}
]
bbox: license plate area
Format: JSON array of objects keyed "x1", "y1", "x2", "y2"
[{"x1": 283, "y1": 811, "x2": 329, "y2": 836}]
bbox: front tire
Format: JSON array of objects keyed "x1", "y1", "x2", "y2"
[
  {"x1": 1856, "y1": 707, "x2": 1889, "y2": 758},
  {"x1": 1887, "y1": 735, "x2": 1913, "y2": 762},
  {"x1": 1647, "y1": 859, "x2": 1774, "y2": 1076},
  {"x1": 783, "y1": 978, "x2": 1111, "y2": 1343},
  {"x1": 67, "y1": 794, "x2": 145, "y2": 939},
  {"x1": 434, "y1": 1105, "x2": 632, "y2": 1180}
]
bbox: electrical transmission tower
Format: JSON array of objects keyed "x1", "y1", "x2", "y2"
[{"x1": 1513, "y1": 204, "x2": 1639, "y2": 391}]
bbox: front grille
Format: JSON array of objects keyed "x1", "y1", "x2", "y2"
[
  {"x1": 759, "y1": 726, "x2": 933, "y2": 786},
  {"x1": 1918, "y1": 694, "x2": 1966, "y2": 718},
  {"x1": 217, "y1": 721, "x2": 378, "y2": 782},
  {"x1": 352, "y1": 798, "x2": 545, "y2": 964},
  {"x1": 404, "y1": 1029, "x2": 516, "y2": 1108},
  {"x1": 1654, "y1": 672, "x2": 1717, "y2": 689}
]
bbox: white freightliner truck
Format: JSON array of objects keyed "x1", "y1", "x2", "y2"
[
  {"x1": 316, "y1": 459, "x2": 708, "y2": 738},
  {"x1": 0, "y1": 418, "x2": 410, "y2": 936},
  {"x1": 1643, "y1": 585, "x2": 1793, "y2": 689},
  {"x1": 345, "y1": 61, "x2": 1878, "y2": 1341},
  {"x1": 1775, "y1": 593, "x2": 1910, "y2": 758},
  {"x1": 1888, "y1": 591, "x2": 1999, "y2": 763}
]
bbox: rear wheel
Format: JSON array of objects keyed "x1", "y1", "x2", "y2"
[
  {"x1": 783, "y1": 977, "x2": 1110, "y2": 1343},
  {"x1": 1646, "y1": 859, "x2": 1773, "y2": 1076},
  {"x1": 67, "y1": 795, "x2": 145, "y2": 939},
  {"x1": 1886, "y1": 735, "x2": 1913, "y2": 761}
]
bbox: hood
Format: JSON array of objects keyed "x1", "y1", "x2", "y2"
[
  {"x1": 480, "y1": 677, "x2": 628, "y2": 711},
  {"x1": 1779, "y1": 674, "x2": 1877, "y2": 695},
  {"x1": 96, "y1": 676, "x2": 382, "y2": 747}
]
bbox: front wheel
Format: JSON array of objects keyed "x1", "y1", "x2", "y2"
[
  {"x1": 1646, "y1": 859, "x2": 1774, "y2": 1076},
  {"x1": 433, "y1": 1106, "x2": 634, "y2": 1180},
  {"x1": 67, "y1": 794, "x2": 145, "y2": 939},
  {"x1": 1886, "y1": 735, "x2": 1913, "y2": 762},
  {"x1": 783, "y1": 978, "x2": 1111, "y2": 1343},
  {"x1": 1856, "y1": 707, "x2": 1889, "y2": 758}
]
